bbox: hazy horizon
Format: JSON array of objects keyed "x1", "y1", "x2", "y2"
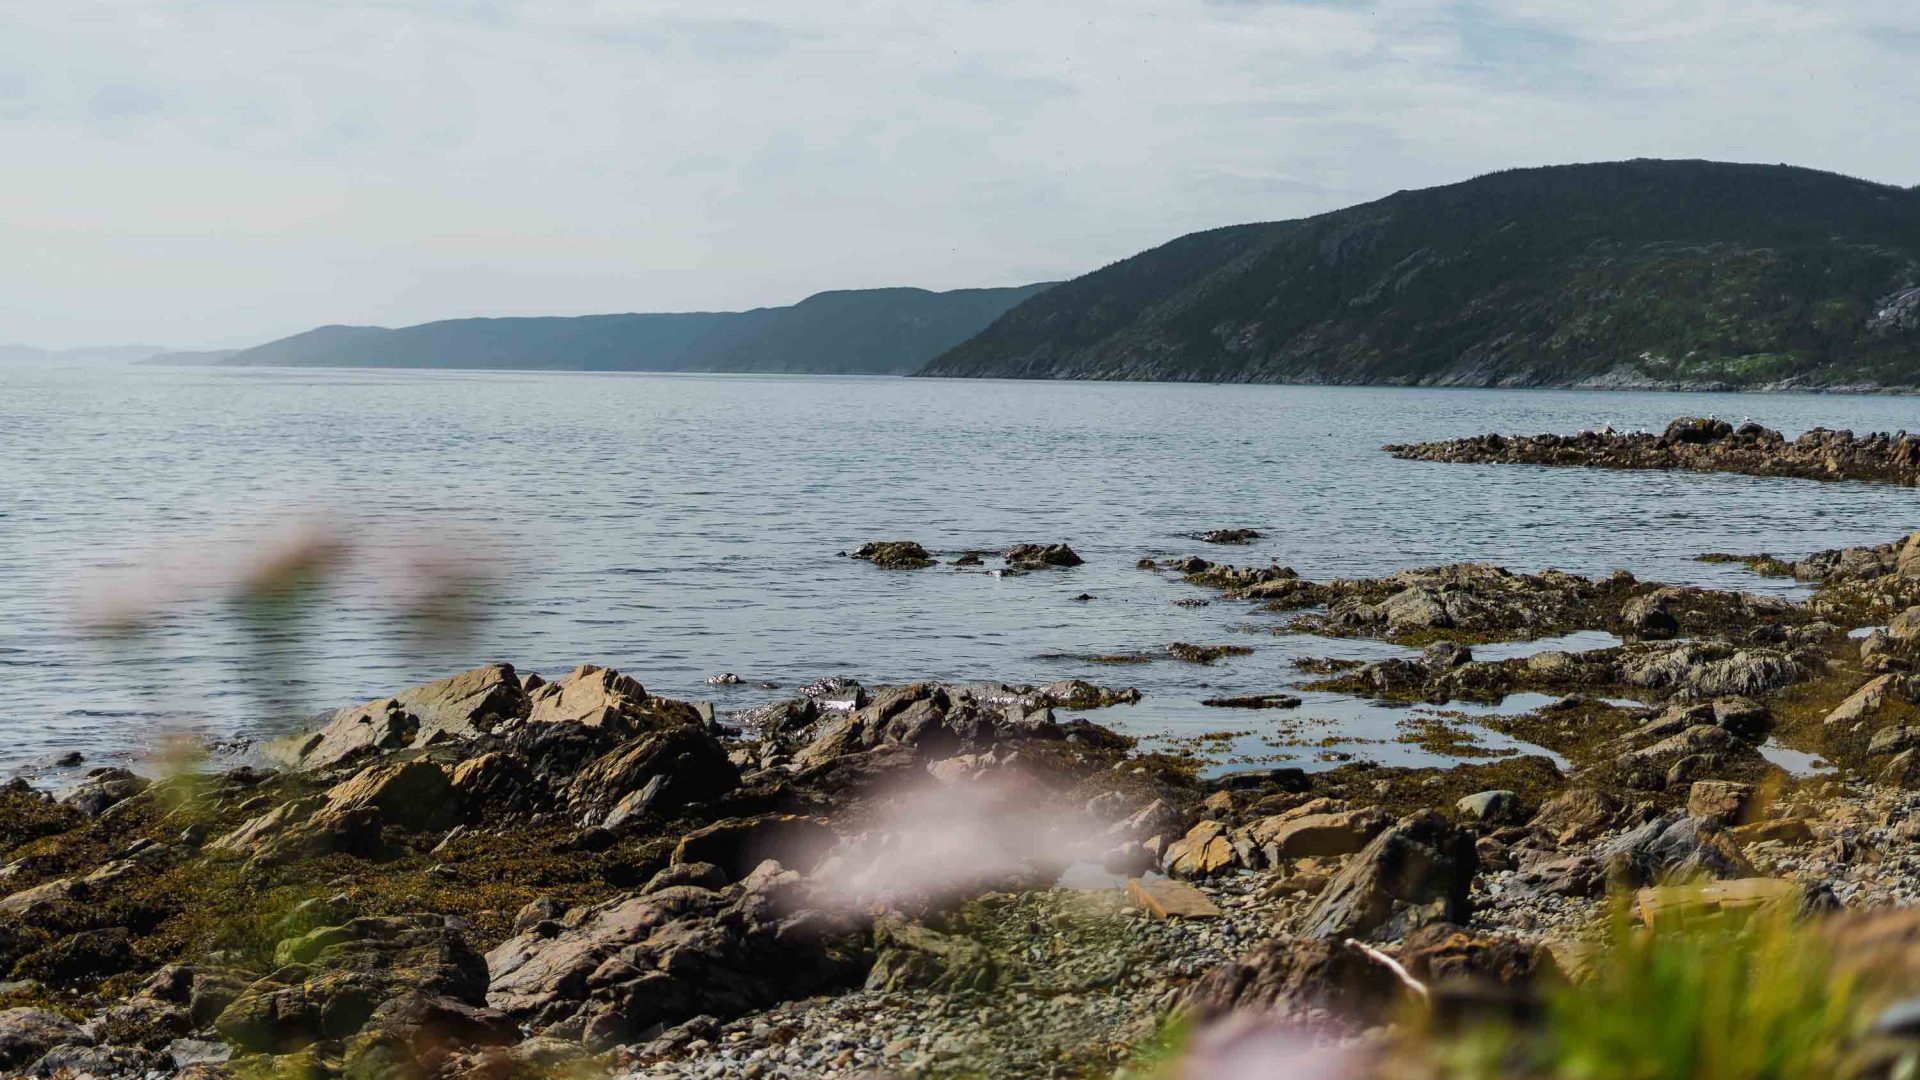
[{"x1": 8, "y1": 1, "x2": 1918, "y2": 350}]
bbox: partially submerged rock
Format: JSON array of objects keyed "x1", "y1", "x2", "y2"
[
  {"x1": 851, "y1": 541, "x2": 936, "y2": 569},
  {"x1": 1387, "y1": 420, "x2": 1920, "y2": 488},
  {"x1": 1005, "y1": 543, "x2": 1083, "y2": 569}
]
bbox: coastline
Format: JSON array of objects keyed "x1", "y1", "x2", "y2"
[{"x1": 8, "y1": 448, "x2": 1920, "y2": 1075}]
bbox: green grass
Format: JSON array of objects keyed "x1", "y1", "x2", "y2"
[{"x1": 1424, "y1": 898, "x2": 1860, "y2": 1080}]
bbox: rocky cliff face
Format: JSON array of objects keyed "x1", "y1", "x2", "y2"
[{"x1": 921, "y1": 160, "x2": 1920, "y2": 390}]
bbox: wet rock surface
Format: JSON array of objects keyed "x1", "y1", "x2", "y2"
[{"x1": 849, "y1": 541, "x2": 935, "y2": 570}]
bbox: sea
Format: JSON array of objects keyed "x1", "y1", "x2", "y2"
[{"x1": 3, "y1": 360, "x2": 1916, "y2": 781}]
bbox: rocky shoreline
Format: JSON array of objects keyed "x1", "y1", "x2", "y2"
[
  {"x1": 12, "y1": 520, "x2": 1920, "y2": 1077},
  {"x1": 1387, "y1": 417, "x2": 1920, "y2": 487}
]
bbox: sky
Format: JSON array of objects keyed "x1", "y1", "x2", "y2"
[{"x1": 5, "y1": 0, "x2": 1917, "y2": 349}]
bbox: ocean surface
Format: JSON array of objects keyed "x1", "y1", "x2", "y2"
[{"x1": 4, "y1": 361, "x2": 1918, "y2": 781}]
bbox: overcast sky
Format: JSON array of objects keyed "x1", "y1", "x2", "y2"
[{"x1": 6, "y1": 0, "x2": 1917, "y2": 349}]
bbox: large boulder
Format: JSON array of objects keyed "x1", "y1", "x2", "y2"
[
  {"x1": 450, "y1": 751, "x2": 548, "y2": 822},
  {"x1": 0, "y1": 1008, "x2": 86, "y2": 1071},
  {"x1": 564, "y1": 725, "x2": 739, "y2": 829},
  {"x1": 1594, "y1": 815, "x2": 1750, "y2": 887},
  {"x1": 1899, "y1": 533, "x2": 1920, "y2": 580},
  {"x1": 525, "y1": 665, "x2": 655, "y2": 731},
  {"x1": 207, "y1": 795, "x2": 383, "y2": 866},
  {"x1": 864, "y1": 917, "x2": 1001, "y2": 993},
  {"x1": 215, "y1": 915, "x2": 503, "y2": 1055},
  {"x1": 1618, "y1": 644, "x2": 1802, "y2": 699},
  {"x1": 1246, "y1": 809, "x2": 1391, "y2": 859},
  {"x1": 484, "y1": 865, "x2": 865, "y2": 1049},
  {"x1": 1179, "y1": 938, "x2": 1400, "y2": 1026},
  {"x1": 671, "y1": 815, "x2": 838, "y2": 881},
  {"x1": 58, "y1": 768, "x2": 149, "y2": 817},
  {"x1": 1825, "y1": 674, "x2": 1898, "y2": 728},
  {"x1": 266, "y1": 663, "x2": 530, "y2": 769},
  {"x1": 321, "y1": 760, "x2": 459, "y2": 832},
  {"x1": 1663, "y1": 416, "x2": 1733, "y2": 444},
  {"x1": 1621, "y1": 595, "x2": 1680, "y2": 641},
  {"x1": 1296, "y1": 811, "x2": 1475, "y2": 941}
]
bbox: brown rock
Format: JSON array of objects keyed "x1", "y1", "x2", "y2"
[
  {"x1": 1246, "y1": 809, "x2": 1389, "y2": 859},
  {"x1": 265, "y1": 663, "x2": 528, "y2": 769},
  {"x1": 1528, "y1": 788, "x2": 1621, "y2": 844},
  {"x1": 1126, "y1": 878, "x2": 1223, "y2": 920},
  {"x1": 1179, "y1": 938, "x2": 1400, "y2": 1026},
  {"x1": 1635, "y1": 878, "x2": 1805, "y2": 926},
  {"x1": 851, "y1": 541, "x2": 935, "y2": 569},
  {"x1": 1687, "y1": 781, "x2": 1754, "y2": 825},
  {"x1": 0, "y1": 1008, "x2": 86, "y2": 1070},
  {"x1": 1163, "y1": 821, "x2": 1237, "y2": 878},
  {"x1": 1399, "y1": 923, "x2": 1561, "y2": 991},
  {"x1": 323, "y1": 760, "x2": 459, "y2": 832},
  {"x1": 1824, "y1": 674, "x2": 1895, "y2": 728},
  {"x1": 671, "y1": 814, "x2": 837, "y2": 880},
  {"x1": 1729, "y1": 818, "x2": 1816, "y2": 846},
  {"x1": 525, "y1": 665, "x2": 652, "y2": 731},
  {"x1": 1898, "y1": 532, "x2": 1920, "y2": 579},
  {"x1": 1296, "y1": 811, "x2": 1475, "y2": 940}
]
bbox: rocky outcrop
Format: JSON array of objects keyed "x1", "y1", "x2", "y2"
[
  {"x1": 0, "y1": 1008, "x2": 86, "y2": 1071},
  {"x1": 265, "y1": 662, "x2": 530, "y2": 769},
  {"x1": 214, "y1": 914, "x2": 515, "y2": 1073},
  {"x1": 564, "y1": 723, "x2": 740, "y2": 829},
  {"x1": 1388, "y1": 420, "x2": 1920, "y2": 487},
  {"x1": 851, "y1": 541, "x2": 935, "y2": 569},
  {"x1": 525, "y1": 665, "x2": 662, "y2": 731},
  {"x1": 1296, "y1": 811, "x2": 1476, "y2": 940},
  {"x1": 483, "y1": 864, "x2": 865, "y2": 1049},
  {"x1": 1005, "y1": 543, "x2": 1083, "y2": 569},
  {"x1": 1179, "y1": 937, "x2": 1401, "y2": 1025}
]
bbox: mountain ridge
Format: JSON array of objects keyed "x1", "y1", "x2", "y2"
[
  {"x1": 919, "y1": 160, "x2": 1920, "y2": 390},
  {"x1": 197, "y1": 284, "x2": 1053, "y2": 375}
]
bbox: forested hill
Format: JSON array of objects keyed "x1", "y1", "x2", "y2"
[
  {"x1": 210, "y1": 284, "x2": 1052, "y2": 374},
  {"x1": 919, "y1": 161, "x2": 1920, "y2": 390}
]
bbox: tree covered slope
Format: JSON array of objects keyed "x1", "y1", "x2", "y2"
[
  {"x1": 920, "y1": 161, "x2": 1920, "y2": 389},
  {"x1": 217, "y1": 284, "x2": 1053, "y2": 375}
]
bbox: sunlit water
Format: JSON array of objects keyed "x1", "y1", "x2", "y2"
[{"x1": 3, "y1": 361, "x2": 1916, "y2": 780}]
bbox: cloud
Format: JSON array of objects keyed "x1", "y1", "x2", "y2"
[{"x1": 2, "y1": 0, "x2": 1915, "y2": 347}]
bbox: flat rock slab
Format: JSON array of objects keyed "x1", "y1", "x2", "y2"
[
  {"x1": 1636, "y1": 878, "x2": 1801, "y2": 926},
  {"x1": 1127, "y1": 878, "x2": 1222, "y2": 920}
]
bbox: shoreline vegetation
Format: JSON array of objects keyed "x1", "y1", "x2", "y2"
[{"x1": 7, "y1": 438, "x2": 1920, "y2": 1078}]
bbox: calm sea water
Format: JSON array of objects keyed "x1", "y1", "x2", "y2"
[{"x1": 3, "y1": 361, "x2": 1917, "y2": 780}]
